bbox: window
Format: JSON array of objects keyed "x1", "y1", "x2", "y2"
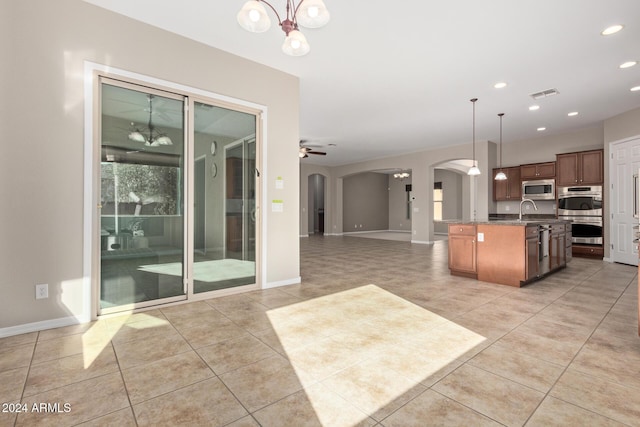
[{"x1": 434, "y1": 182, "x2": 443, "y2": 221}]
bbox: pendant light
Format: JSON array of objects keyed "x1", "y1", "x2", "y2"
[
  {"x1": 467, "y1": 98, "x2": 481, "y2": 176},
  {"x1": 494, "y1": 113, "x2": 507, "y2": 180}
]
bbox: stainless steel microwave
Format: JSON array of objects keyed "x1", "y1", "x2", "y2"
[{"x1": 522, "y1": 179, "x2": 555, "y2": 200}]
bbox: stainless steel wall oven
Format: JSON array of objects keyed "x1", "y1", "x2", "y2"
[
  {"x1": 558, "y1": 185, "x2": 603, "y2": 245},
  {"x1": 557, "y1": 185, "x2": 603, "y2": 216}
]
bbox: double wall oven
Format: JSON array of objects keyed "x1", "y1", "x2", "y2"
[{"x1": 557, "y1": 185, "x2": 603, "y2": 245}]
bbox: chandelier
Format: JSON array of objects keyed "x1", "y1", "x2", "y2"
[
  {"x1": 237, "y1": 0, "x2": 330, "y2": 56},
  {"x1": 128, "y1": 95, "x2": 173, "y2": 147},
  {"x1": 393, "y1": 172, "x2": 410, "y2": 180}
]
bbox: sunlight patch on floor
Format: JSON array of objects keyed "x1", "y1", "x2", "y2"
[
  {"x1": 82, "y1": 312, "x2": 169, "y2": 369},
  {"x1": 266, "y1": 284, "x2": 487, "y2": 425}
]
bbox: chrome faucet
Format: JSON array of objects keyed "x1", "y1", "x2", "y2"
[{"x1": 519, "y1": 198, "x2": 538, "y2": 221}]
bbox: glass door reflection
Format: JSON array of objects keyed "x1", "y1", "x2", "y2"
[
  {"x1": 193, "y1": 102, "x2": 256, "y2": 293},
  {"x1": 99, "y1": 81, "x2": 186, "y2": 312}
]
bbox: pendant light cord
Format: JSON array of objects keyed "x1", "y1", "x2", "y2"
[
  {"x1": 498, "y1": 113, "x2": 504, "y2": 169},
  {"x1": 471, "y1": 98, "x2": 477, "y2": 165}
]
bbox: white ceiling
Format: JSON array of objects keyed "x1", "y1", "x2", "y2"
[{"x1": 85, "y1": 0, "x2": 640, "y2": 166}]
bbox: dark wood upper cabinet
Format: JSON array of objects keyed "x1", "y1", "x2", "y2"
[
  {"x1": 556, "y1": 149, "x2": 603, "y2": 186},
  {"x1": 493, "y1": 166, "x2": 521, "y2": 201},
  {"x1": 520, "y1": 162, "x2": 556, "y2": 180}
]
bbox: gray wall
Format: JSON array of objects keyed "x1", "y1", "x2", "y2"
[
  {"x1": 1, "y1": 0, "x2": 300, "y2": 332},
  {"x1": 388, "y1": 175, "x2": 412, "y2": 231},
  {"x1": 343, "y1": 172, "x2": 389, "y2": 232},
  {"x1": 307, "y1": 174, "x2": 325, "y2": 234}
]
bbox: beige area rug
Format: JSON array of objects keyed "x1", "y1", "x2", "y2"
[
  {"x1": 138, "y1": 259, "x2": 255, "y2": 282},
  {"x1": 347, "y1": 231, "x2": 412, "y2": 242}
]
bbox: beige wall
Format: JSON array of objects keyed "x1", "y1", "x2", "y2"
[
  {"x1": 1, "y1": 0, "x2": 300, "y2": 333},
  {"x1": 604, "y1": 107, "x2": 640, "y2": 144},
  {"x1": 299, "y1": 142, "x2": 497, "y2": 243},
  {"x1": 501, "y1": 126, "x2": 604, "y2": 167},
  {"x1": 434, "y1": 169, "x2": 463, "y2": 234}
]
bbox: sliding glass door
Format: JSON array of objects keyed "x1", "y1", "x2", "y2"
[
  {"x1": 98, "y1": 78, "x2": 259, "y2": 314},
  {"x1": 192, "y1": 102, "x2": 256, "y2": 293}
]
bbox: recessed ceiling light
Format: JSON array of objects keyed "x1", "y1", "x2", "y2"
[
  {"x1": 494, "y1": 82, "x2": 507, "y2": 89},
  {"x1": 620, "y1": 61, "x2": 637, "y2": 69},
  {"x1": 568, "y1": 111, "x2": 579, "y2": 117},
  {"x1": 529, "y1": 105, "x2": 540, "y2": 111},
  {"x1": 631, "y1": 86, "x2": 640, "y2": 92},
  {"x1": 537, "y1": 127, "x2": 546, "y2": 131},
  {"x1": 601, "y1": 24, "x2": 624, "y2": 36}
]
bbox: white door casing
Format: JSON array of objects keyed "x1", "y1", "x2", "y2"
[{"x1": 610, "y1": 136, "x2": 640, "y2": 266}]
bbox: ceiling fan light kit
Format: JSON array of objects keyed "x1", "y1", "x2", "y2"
[
  {"x1": 299, "y1": 142, "x2": 327, "y2": 158},
  {"x1": 237, "y1": 0, "x2": 330, "y2": 56}
]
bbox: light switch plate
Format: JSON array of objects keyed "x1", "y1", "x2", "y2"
[{"x1": 477, "y1": 232, "x2": 484, "y2": 242}]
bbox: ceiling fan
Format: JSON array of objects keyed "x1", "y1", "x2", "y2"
[{"x1": 299, "y1": 140, "x2": 327, "y2": 158}]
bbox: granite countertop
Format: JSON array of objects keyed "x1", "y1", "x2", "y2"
[{"x1": 446, "y1": 218, "x2": 571, "y2": 226}]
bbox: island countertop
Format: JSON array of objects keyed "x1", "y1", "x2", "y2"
[{"x1": 442, "y1": 219, "x2": 571, "y2": 226}]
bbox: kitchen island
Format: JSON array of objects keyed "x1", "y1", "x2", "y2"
[{"x1": 448, "y1": 220, "x2": 571, "y2": 287}]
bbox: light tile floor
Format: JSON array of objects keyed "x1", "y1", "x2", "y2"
[{"x1": 1, "y1": 236, "x2": 639, "y2": 426}]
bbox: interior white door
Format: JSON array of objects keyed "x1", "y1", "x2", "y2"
[{"x1": 610, "y1": 137, "x2": 640, "y2": 266}]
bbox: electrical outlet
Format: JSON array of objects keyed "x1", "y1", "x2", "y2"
[{"x1": 35, "y1": 283, "x2": 48, "y2": 300}]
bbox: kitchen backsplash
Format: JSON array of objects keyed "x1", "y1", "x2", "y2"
[{"x1": 494, "y1": 200, "x2": 557, "y2": 215}]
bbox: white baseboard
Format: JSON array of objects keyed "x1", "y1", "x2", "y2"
[
  {"x1": 411, "y1": 240, "x2": 435, "y2": 245},
  {"x1": 343, "y1": 230, "x2": 383, "y2": 235},
  {"x1": 300, "y1": 234, "x2": 309, "y2": 238},
  {"x1": 264, "y1": 276, "x2": 301, "y2": 289},
  {"x1": 0, "y1": 314, "x2": 89, "y2": 339}
]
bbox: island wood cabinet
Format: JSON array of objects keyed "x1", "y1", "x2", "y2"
[
  {"x1": 550, "y1": 223, "x2": 566, "y2": 271},
  {"x1": 520, "y1": 162, "x2": 556, "y2": 180},
  {"x1": 448, "y1": 224, "x2": 477, "y2": 278},
  {"x1": 525, "y1": 226, "x2": 540, "y2": 281},
  {"x1": 448, "y1": 222, "x2": 570, "y2": 287},
  {"x1": 493, "y1": 166, "x2": 521, "y2": 201},
  {"x1": 556, "y1": 149, "x2": 604, "y2": 186},
  {"x1": 565, "y1": 223, "x2": 572, "y2": 263}
]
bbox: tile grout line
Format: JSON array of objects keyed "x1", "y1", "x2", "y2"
[
  {"x1": 519, "y1": 264, "x2": 636, "y2": 426},
  {"x1": 109, "y1": 337, "x2": 140, "y2": 427},
  {"x1": 14, "y1": 331, "x2": 40, "y2": 427},
  {"x1": 164, "y1": 304, "x2": 269, "y2": 424}
]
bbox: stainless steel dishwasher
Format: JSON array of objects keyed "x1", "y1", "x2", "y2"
[{"x1": 539, "y1": 225, "x2": 551, "y2": 275}]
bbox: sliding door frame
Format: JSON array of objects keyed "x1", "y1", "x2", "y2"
[{"x1": 84, "y1": 63, "x2": 266, "y2": 319}]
